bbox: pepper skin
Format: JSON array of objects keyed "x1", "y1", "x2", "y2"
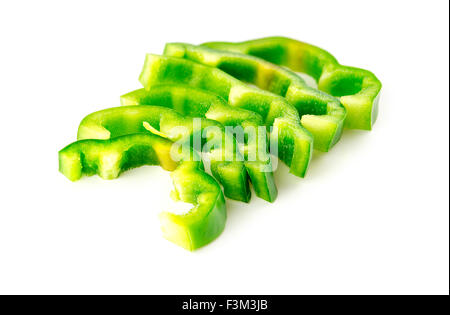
[
  {"x1": 77, "y1": 105, "x2": 251, "y2": 202},
  {"x1": 139, "y1": 55, "x2": 313, "y2": 178},
  {"x1": 202, "y1": 37, "x2": 381, "y2": 130},
  {"x1": 120, "y1": 84, "x2": 277, "y2": 202},
  {"x1": 59, "y1": 133, "x2": 226, "y2": 251},
  {"x1": 164, "y1": 43, "x2": 346, "y2": 152}
]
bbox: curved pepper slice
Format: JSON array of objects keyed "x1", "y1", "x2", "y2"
[
  {"x1": 164, "y1": 43, "x2": 346, "y2": 152},
  {"x1": 139, "y1": 54, "x2": 313, "y2": 178},
  {"x1": 120, "y1": 84, "x2": 277, "y2": 202},
  {"x1": 202, "y1": 37, "x2": 381, "y2": 130},
  {"x1": 59, "y1": 133, "x2": 226, "y2": 251},
  {"x1": 77, "y1": 105, "x2": 251, "y2": 203}
]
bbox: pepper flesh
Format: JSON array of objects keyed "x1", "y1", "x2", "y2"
[
  {"x1": 139, "y1": 54, "x2": 313, "y2": 178},
  {"x1": 59, "y1": 133, "x2": 226, "y2": 251},
  {"x1": 202, "y1": 37, "x2": 381, "y2": 130},
  {"x1": 78, "y1": 105, "x2": 251, "y2": 202},
  {"x1": 164, "y1": 43, "x2": 346, "y2": 152},
  {"x1": 120, "y1": 84, "x2": 277, "y2": 202}
]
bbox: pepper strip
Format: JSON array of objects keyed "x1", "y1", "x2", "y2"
[
  {"x1": 59, "y1": 133, "x2": 226, "y2": 251},
  {"x1": 202, "y1": 37, "x2": 382, "y2": 130},
  {"x1": 77, "y1": 105, "x2": 251, "y2": 202},
  {"x1": 139, "y1": 55, "x2": 313, "y2": 178},
  {"x1": 164, "y1": 43, "x2": 346, "y2": 152},
  {"x1": 120, "y1": 84, "x2": 277, "y2": 202}
]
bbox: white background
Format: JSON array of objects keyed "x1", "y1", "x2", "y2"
[{"x1": 0, "y1": 0, "x2": 448, "y2": 295}]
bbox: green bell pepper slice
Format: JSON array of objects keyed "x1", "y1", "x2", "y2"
[
  {"x1": 59, "y1": 133, "x2": 226, "y2": 251},
  {"x1": 164, "y1": 43, "x2": 346, "y2": 152},
  {"x1": 139, "y1": 54, "x2": 313, "y2": 178},
  {"x1": 202, "y1": 36, "x2": 381, "y2": 130},
  {"x1": 77, "y1": 105, "x2": 251, "y2": 203},
  {"x1": 120, "y1": 84, "x2": 277, "y2": 202}
]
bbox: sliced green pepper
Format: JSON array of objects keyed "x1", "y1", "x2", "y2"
[
  {"x1": 164, "y1": 43, "x2": 346, "y2": 152},
  {"x1": 59, "y1": 133, "x2": 226, "y2": 251},
  {"x1": 202, "y1": 37, "x2": 381, "y2": 130},
  {"x1": 139, "y1": 54, "x2": 313, "y2": 178},
  {"x1": 120, "y1": 84, "x2": 277, "y2": 202},
  {"x1": 77, "y1": 105, "x2": 251, "y2": 202}
]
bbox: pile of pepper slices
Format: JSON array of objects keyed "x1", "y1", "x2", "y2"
[{"x1": 59, "y1": 37, "x2": 382, "y2": 251}]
